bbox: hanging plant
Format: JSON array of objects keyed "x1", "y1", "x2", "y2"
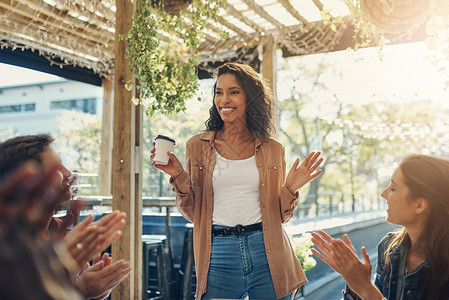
[
  {"x1": 426, "y1": 0, "x2": 449, "y2": 89},
  {"x1": 345, "y1": 0, "x2": 449, "y2": 88},
  {"x1": 358, "y1": 0, "x2": 432, "y2": 37},
  {"x1": 123, "y1": 0, "x2": 226, "y2": 114},
  {"x1": 345, "y1": 0, "x2": 390, "y2": 52}
]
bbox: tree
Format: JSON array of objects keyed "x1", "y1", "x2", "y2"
[
  {"x1": 0, "y1": 126, "x2": 18, "y2": 142},
  {"x1": 141, "y1": 80, "x2": 213, "y2": 197},
  {"x1": 276, "y1": 53, "x2": 446, "y2": 216},
  {"x1": 54, "y1": 110, "x2": 102, "y2": 172},
  {"x1": 54, "y1": 110, "x2": 102, "y2": 195},
  {"x1": 277, "y1": 55, "x2": 348, "y2": 216}
]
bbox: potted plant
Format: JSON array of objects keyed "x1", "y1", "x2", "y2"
[
  {"x1": 290, "y1": 234, "x2": 317, "y2": 296},
  {"x1": 123, "y1": 0, "x2": 226, "y2": 115}
]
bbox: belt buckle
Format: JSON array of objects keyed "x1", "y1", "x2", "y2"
[{"x1": 234, "y1": 224, "x2": 244, "y2": 235}]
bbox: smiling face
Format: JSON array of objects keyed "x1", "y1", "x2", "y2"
[
  {"x1": 381, "y1": 167, "x2": 423, "y2": 227},
  {"x1": 214, "y1": 73, "x2": 247, "y2": 128},
  {"x1": 40, "y1": 147, "x2": 72, "y2": 201}
]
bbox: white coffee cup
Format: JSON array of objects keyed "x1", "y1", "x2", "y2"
[{"x1": 154, "y1": 135, "x2": 176, "y2": 165}]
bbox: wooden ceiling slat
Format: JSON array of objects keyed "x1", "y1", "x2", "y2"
[
  {"x1": 9, "y1": 0, "x2": 114, "y2": 45},
  {"x1": 18, "y1": 0, "x2": 115, "y2": 30},
  {"x1": 1, "y1": 0, "x2": 429, "y2": 77},
  {"x1": 240, "y1": 0, "x2": 284, "y2": 29},
  {"x1": 311, "y1": 0, "x2": 324, "y2": 11},
  {"x1": 224, "y1": 4, "x2": 265, "y2": 33},
  {"x1": 216, "y1": 16, "x2": 251, "y2": 37},
  {"x1": 198, "y1": 34, "x2": 261, "y2": 52},
  {"x1": 0, "y1": 16, "x2": 110, "y2": 52},
  {"x1": 0, "y1": 25, "x2": 112, "y2": 62},
  {"x1": 277, "y1": 0, "x2": 308, "y2": 23}
]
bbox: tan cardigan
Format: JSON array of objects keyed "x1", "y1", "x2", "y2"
[{"x1": 170, "y1": 131, "x2": 307, "y2": 299}]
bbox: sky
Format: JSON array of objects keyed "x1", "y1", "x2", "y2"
[
  {"x1": 277, "y1": 41, "x2": 449, "y2": 106},
  {"x1": 0, "y1": 63, "x2": 62, "y2": 87}
]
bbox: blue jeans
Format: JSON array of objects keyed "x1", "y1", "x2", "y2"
[{"x1": 201, "y1": 225, "x2": 295, "y2": 300}]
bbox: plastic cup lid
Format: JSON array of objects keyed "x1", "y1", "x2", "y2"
[{"x1": 155, "y1": 135, "x2": 175, "y2": 144}]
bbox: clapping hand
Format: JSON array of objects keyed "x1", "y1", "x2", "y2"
[
  {"x1": 311, "y1": 230, "x2": 378, "y2": 299},
  {"x1": 63, "y1": 210, "x2": 126, "y2": 269},
  {"x1": 76, "y1": 253, "x2": 132, "y2": 300},
  {"x1": 311, "y1": 230, "x2": 357, "y2": 274}
]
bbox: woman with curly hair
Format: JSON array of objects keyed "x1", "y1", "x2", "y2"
[
  {"x1": 312, "y1": 154, "x2": 449, "y2": 300},
  {"x1": 152, "y1": 62, "x2": 323, "y2": 299}
]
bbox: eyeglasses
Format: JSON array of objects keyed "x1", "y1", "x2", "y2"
[{"x1": 68, "y1": 172, "x2": 79, "y2": 201}]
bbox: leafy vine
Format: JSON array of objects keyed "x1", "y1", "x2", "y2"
[{"x1": 123, "y1": 0, "x2": 226, "y2": 114}]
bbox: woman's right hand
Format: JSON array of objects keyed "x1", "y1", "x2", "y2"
[
  {"x1": 311, "y1": 230, "x2": 381, "y2": 299},
  {"x1": 63, "y1": 210, "x2": 126, "y2": 270},
  {"x1": 151, "y1": 142, "x2": 184, "y2": 177}
]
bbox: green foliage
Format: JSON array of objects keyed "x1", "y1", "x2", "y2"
[
  {"x1": 277, "y1": 54, "x2": 446, "y2": 213},
  {"x1": 290, "y1": 235, "x2": 317, "y2": 273},
  {"x1": 54, "y1": 110, "x2": 102, "y2": 173},
  {"x1": 0, "y1": 126, "x2": 18, "y2": 142},
  {"x1": 426, "y1": 12, "x2": 449, "y2": 89},
  {"x1": 123, "y1": 0, "x2": 226, "y2": 114},
  {"x1": 141, "y1": 84, "x2": 212, "y2": 196}
]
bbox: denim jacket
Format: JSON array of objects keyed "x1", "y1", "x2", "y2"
[{"x1": 343, "y1": 232, "x2": 431, "y2": 300}]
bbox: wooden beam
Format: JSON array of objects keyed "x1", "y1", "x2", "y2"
[
  {"x1": 280, "y1": 19, "x2": 428, "y2": 57},
  {"x1": 133, "y1": 100, "x2": 143, "y2": 300},
  {"x1": 216, "y1": 16, "x2": 250, "y2": 37},
  {"x1": 99, "y1": 77, "x2": 113, "y2": 196},
  {"x1": 311, "y1": 0, "x2": 324, "y2": 10},
  {"x1": 111, "y1": 0, "x2": 142, "y2": 299},
  {"x1": 261, "y1": 37, "x2": 279, "y2": 133},
  {"x1": 0, "y1": 0, "x2": 114, "y2": 47},
  {"x1": 224, "y1": 4, "x2": 265, "y2": 33},
  {"x1": 198, "y1": 35, "x2": 262, "y2": 52},
  {"x1": 240, "y1": 0, "x2": 284, "y2": 29},
  {"x1": 277, "y1": 0, "x2": 308, "y2": 24}
]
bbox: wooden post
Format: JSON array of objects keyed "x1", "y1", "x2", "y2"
[
  {"x1": 261, "y1": 37, "x2": 279, "y2": 133},
  {"x1": 262, "y1": 37, "x2": 277, "y2": 94},
  {"x1": 112, "y1": 0, "x2": 142, "y2": 299},
  {"x1": 99, "y1": 77, "x2": 113, "y2": 196},
  {"x1": 133, "y1": 99, "x2": 143, "y2": 300}
]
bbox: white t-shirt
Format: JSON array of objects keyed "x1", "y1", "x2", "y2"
[{"x1": 212, "y1": 151, "x2": 262, "y2": 226}]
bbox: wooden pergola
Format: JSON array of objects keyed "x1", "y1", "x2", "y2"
[{"x1": 0, "y1": 0, "x2": 431, "y2": 298}]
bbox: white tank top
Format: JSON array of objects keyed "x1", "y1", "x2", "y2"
[{"x1": 212, "y1": 151, "x2": 261, "y2": 226}]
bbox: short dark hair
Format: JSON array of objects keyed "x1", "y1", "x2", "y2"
[
  {"x1": 0, "y1": 134, "x2": 54, "y2": 181},
  {"x1": 205, "y1": 62, "x2": 275, "y2": 140}
]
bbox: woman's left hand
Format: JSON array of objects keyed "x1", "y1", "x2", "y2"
[
  {"x1": 331, "y1": 239, "x2": 380, "y2": 299},
  {"x1": 285, "y1": 151, "x2": 323, "y2": 194}
]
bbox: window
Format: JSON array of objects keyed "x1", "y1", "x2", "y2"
[
  {"x1": 50, "y1": 98, "x2": 97, "y2": 114},
  {"x1": 0, "y1": 103, "x2": 35, "y2": 114}
]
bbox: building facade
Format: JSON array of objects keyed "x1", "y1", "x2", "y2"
[{"x1": 0, "y1": 79, "x2": 103, "y2": 136}]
